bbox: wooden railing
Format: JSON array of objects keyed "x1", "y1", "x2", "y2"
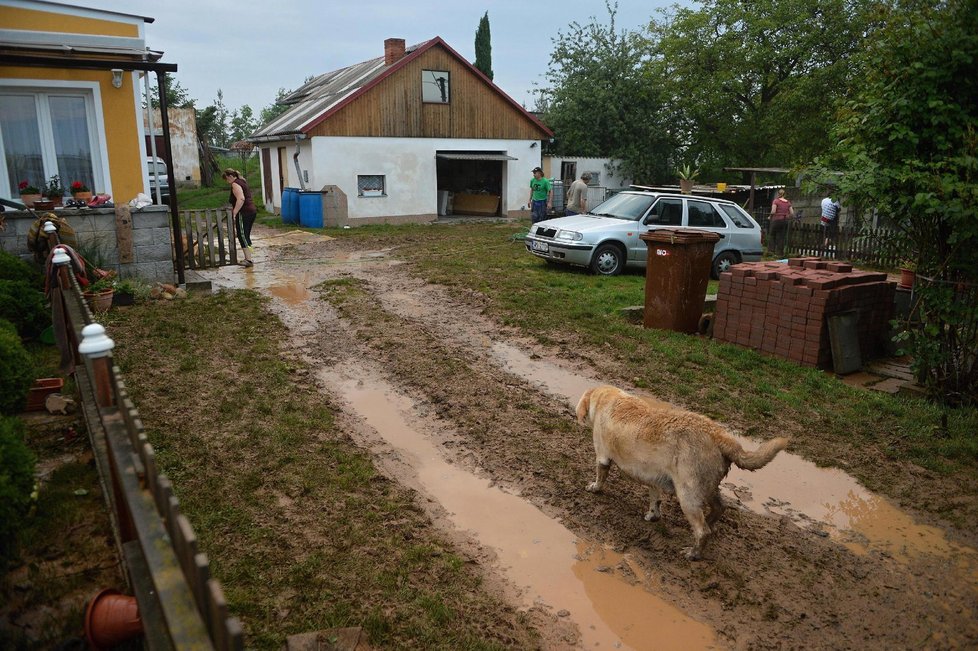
[
  {"x1": 48, "y1": 237, "x2": 243, "y2": 649},
  {"x1": 180, "y1": 209, "x2": 239, "y2": 269},
  {"x1": 752, "y1": 212, "x2": 909, "y2": 268}
]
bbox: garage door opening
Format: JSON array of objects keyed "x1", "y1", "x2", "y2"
[{"x1": 435, "y1": 151, "x2": 516, "y2": 217}]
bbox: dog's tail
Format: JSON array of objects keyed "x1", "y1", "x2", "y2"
[
  {"x1": 576, "y1": 388, "x2": 594, "y2": 425},
  {"x1": 722, "y1": 436, "x2": 789, "y2": 471}
]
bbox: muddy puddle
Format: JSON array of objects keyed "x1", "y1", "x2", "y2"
[
  {"x1": 490, "y1": 342, "x2": 978, "y2": 572},
  {"x1": 320, "y1": 369, "x2": 718, "y2": 651}
]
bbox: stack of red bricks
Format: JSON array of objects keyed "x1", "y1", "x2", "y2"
[{"x1": 713, "y1": 257, "x2": 895, "y2": 368}]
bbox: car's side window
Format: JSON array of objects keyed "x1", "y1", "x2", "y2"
[
  {"x1": 645, "y1": 198, "x2": 683, "y2": 226},
  {"x1": 718, "y1": 204, "x2": 756, "y2": 228},
  {"x1": 687, "y1": 200, "x2": 727, "y2": 227}
]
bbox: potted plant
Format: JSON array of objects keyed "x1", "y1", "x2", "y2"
[
  {"x1": 111, "y1": 278, "x2": 138, "y2": 306},
  {"x1": 677, "y1": 164, "x2": 700, "y2": 194},
  {"x1": 70, "y1": 180, "x2": 93, "y2": 202},
  {"x1": 898, "y1": 259, "x2": 917, "y2": 289},
  {"x1": 43, "y1": 175, "x2": 65, "y2": 207},
  {"x1": 18, "y1": 180, "x2": 42, "y2": 208},
  {"x1": 84, "y1": 276, "x2": 115, "y2": 312}
]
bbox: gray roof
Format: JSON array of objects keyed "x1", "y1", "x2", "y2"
[{"x1": 250, "y1": 40, "x2": 431, "y2": 141}]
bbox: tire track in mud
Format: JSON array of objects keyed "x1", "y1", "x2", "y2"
[{"x1": 294, "y1": 263, "x2": 978, "y2": 651}]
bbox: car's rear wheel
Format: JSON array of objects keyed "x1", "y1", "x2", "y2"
[
  {"x1": 590, "y1": 243, "x2": 625, "y2": 276},
  {"x1": 712, "y1": 251, "x2": 740, "y2": 279}
]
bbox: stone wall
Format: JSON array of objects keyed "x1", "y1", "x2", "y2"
[{"x1": 0, "y1": 206, "x2": 175, "y2": 282}]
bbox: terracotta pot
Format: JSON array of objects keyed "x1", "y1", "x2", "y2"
[
  {"x1": 19, "y1": 193, "x2": 42, "y2": 208},
  {"x1": 679, "y1": 179, "x2": 694, "y2": 194},
  {"x1": 85, "y1": 589, "x2": 143, "y2": 650},
  {"x1": 898, "y1": 268, "x2": 915, "y2": 289},
  {"x1": 32, "y1": 199, "x2": 55, "y2": 210},
  {"x1": 84, "y1": 288, "x2": 114, "y2": 312},
  {"x1": 73, "y1": 191, "x2": 93, "y2": 201}
]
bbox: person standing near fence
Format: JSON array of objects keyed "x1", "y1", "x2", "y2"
[
  {"x1": 820, "y1": 192, "x2": 842, "y2": 249},
  {"x1": 224, "y1": 168, "x2": 257, "y2": 268},
  {"x1": 564, "y1": 172, "x2": 592, "y2": 216},
  {"x1": 528, "y1": 167, "x2": 552, "y2": 224},
  {"x1": 768, "y1": 188, "x2": 794, "y2": 258}
]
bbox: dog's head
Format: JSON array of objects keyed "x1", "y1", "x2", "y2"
[{"x1": 576, "y1": 388, "x2": 595, "y2": 426}]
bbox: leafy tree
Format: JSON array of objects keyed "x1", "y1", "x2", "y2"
[
  {"x1": 475, "y1": 11, "x2": 494, "y2": 80},
  {"x1": 229, "y1": 105, "x2": 258, "y2": 143},
  {"x1": 818, "y1": 0, "x2": 978, "y2": 406},
  {"x1": 539, "y1": 1, "x2": 674, "y2": 183},
  {"x1": 207, "y1": 89, "x2": 231, "y2": 150},
  {"x1": 649, "y1": 0, "x2": 876, "y2": 171},
  {"x1": 149, "y1": 72, "x2": 194, "y2": 109}
]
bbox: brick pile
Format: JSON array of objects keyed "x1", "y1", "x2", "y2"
[{"x1": 713, "y1": 258, "x2": 896, "y2": 368}]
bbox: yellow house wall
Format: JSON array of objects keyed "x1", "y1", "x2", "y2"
[{"x1": 0, "y1": 6, "x2": 146, "y2": 200}]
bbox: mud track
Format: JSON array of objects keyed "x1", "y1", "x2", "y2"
[{"x1": 211, "y1": 228, "x2": 978, "y2": 650}]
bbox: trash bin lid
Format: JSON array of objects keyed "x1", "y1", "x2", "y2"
[{"x1": 640, "y1": 228, "x2": 722, "y2": 244}]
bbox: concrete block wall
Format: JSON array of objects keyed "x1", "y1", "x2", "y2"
[
  {"x1": 713, "y1": 257, "x2": 896, "y2": 369},
  {"x1": 0, "y1": 207, "x2": 175, "y2": 282}
]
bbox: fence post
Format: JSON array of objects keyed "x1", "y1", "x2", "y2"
[
  {"x1": 79, "y1": 323, "x2": 116, "y2": 408},
  {"x1": 43, "y1": 220, "x2": 61, "y2": 250}
]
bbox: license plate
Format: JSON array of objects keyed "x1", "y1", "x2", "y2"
[{"x1": 530, "y1": 240, "x2": 549, "y2": 253}]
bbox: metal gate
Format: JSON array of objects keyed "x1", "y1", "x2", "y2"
[{"x1": 179, "y1": 209, "x2": 239, "y2": 269}]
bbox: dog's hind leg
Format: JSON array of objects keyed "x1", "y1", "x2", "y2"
[
  {"x1": 676, "y1": 491, "x2": 711, "y2": 561},
  {"x1": 644, "y1": 484, "x2": 666, "y2": 522},
  {"x1": 586, "y1": 459, "x2": 611, "y2": 493},
  {"x1": 706, "y1": 491, "x2": 725, "y2": 527}
]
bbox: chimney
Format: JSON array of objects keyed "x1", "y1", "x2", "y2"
[{"x1": 384, "y1": 38, "x2": 406, "y2": 66}]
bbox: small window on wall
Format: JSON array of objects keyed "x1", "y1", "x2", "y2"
[
  {"x1": 358, "y1": 175, "x2": 386, "y2": 197},
  {"x1": 422, "y1": 70, "x2": 450, "y2": 103},
  {"x1": 585, "y1": 172, "x2": 600, "y2": 186}
]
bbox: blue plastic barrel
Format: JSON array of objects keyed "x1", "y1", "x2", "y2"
[
  {"x1": 298, "y1": 191, "x2": 323, "y2": 228},
  {"x1": 281, "y1": 187, "x2": 299, "y2": 224}
]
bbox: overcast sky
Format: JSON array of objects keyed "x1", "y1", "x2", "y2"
[{"x1": 79, "y1": 0, "x2": 682, "y2": 115}]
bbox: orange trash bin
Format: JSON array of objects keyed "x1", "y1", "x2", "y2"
[{"x1": 640, "y1": 228, "x2": 721, "y2": 333}]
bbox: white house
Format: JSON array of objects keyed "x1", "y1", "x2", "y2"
[{"x1": 249, "y1": 37, "x2": 553, "y2": 225}]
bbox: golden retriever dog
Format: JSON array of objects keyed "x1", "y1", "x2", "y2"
[{"x1": 577, "y1": 385, "x2": 788, "y2": 560}]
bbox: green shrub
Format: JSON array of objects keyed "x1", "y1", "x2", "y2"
[
  {"x1": 0, "y1": 249, "x2": 41, "y2": 288},
  {"x1": 0, "y1": 414, "x2": 36, "y2": 566},
  {"x1": 0, "y1": 320, "x2": 32, "y2": 415},
  {"x1": 0, "y1": 279, "x2": 49, "y2": 339}
]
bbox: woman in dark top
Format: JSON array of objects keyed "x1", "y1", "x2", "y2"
[{"x1": 223, "y1": 168, "x2": 258, "y2": 267}]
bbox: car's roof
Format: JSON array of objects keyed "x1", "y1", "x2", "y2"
[{"x1": 616, "y1": 190, "x2": 742, "y2": 207}]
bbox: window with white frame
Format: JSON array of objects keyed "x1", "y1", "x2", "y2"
[
  {"x1": 357, "y1": 174, "x2": 386, "y2": 197},
  {"x1": 0, "y1": 89, "x2": 101, "y2": 198}
]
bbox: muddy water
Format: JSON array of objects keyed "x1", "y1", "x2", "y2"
[
  {"x1": 320, "y1": 370, "x2": 718, "y2": 651},
  {"x1": 489, "y1": 342, "x2": 978, "y2": 570}
]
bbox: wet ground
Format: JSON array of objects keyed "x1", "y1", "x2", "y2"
[{"x1": 197, "y1": 226, "x2": 978, "y2": 650}]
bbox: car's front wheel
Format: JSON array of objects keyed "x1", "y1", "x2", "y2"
[
  {"x1": 712, "y1": 251, "x2": 740, "y2": 279},
  {"x1": 590, "y1": 243, "x2": 625, "y2": 276}
]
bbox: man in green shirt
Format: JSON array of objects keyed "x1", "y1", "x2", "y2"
[{"x1": 528, "y1": 167, "x2": 552, "y2": 224}]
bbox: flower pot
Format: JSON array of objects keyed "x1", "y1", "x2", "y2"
[
  {"x1": 679, "y1": 179, "x2": 694, "y2": 194},
  {"x1": 84, "y1": 589, "x2": 143, "y2": 651},
  {"x1": 47, "y1": 196, "x2": 64, "y2": 208},
  {"x1": 32, "y1": 199, "x2": 55, "y2": 211},
  {"x1": 112, "y1": 291, "x2": 135, "y2": 306},
  {"x1": 19, "y1": 193, "x2": 42, "y2": 208},
  {"x1": 898, "y1": 268, "x2": 915, "y2": 290},
  {"x1": 72, "y1": 191, "x2": 93, "y2": 202},
  {"x1": 84, "y1": 288, "x2": 114, "y2": 312},
  {"x1": 26, "y1": 377, "x2": 64, "y2": 411}
]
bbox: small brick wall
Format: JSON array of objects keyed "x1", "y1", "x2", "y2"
[{"x1": 713, "y1": 258, "x2": 896, "y2": 369}]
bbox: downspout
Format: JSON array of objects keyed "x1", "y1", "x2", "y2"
[
  {"x1": 293, "y1": 134, "x2": 306, "y2": 190},
  {"x1": 143, "y1": 72, "x2": 162, "y2": 204}
]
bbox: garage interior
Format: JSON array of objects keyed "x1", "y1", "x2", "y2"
[{"x1": 435, "y1": 152, "x2": 516, "y2": 217}]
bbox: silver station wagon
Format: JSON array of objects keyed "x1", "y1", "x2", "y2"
[{"x1": 524, "y1": 191, "x2": 763, "y2": 277}]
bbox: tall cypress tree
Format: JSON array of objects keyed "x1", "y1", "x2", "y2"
[{"x1": 474, "y1": 11, "x2": 493, "y2": 81}]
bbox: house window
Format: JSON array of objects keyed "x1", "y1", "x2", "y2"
[
  {"x1": 0, "y1": 89, "x2": 99, "y2": 198},
  {"x1": 585, "y1": 171, "x2": 600, "y2": 186},
  {"x1": 421, "y1": 70, "x2": 450, "y2": 104},
  {"x1": 357, "y1": 174, "x2": 386, "y2": 197}
]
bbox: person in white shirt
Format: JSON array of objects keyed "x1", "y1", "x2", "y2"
[
  {"x1": 820, "y1": 193, "x2": 842, "y2": 248},
  {"x1": 565, "y1": 172, "x2": 592, "y2": 216}
]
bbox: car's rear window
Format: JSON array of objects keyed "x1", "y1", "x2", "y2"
[
  {"x1": 718, "y1": 204, "x2": 756, "y2": 228},
  {"x1": 688, "y1": 200, "x2": 726, "y2": 228}
]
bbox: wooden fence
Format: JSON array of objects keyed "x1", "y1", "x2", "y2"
[
  {"x1": 47, "y1": 236, "x2": 243, "y2": 649},
  {"x1": 180, "y1": 209, "x2": 238, "y2": 269},
  {"x1": 752, "y1": 212, "x2": 909, "y2": 268}
]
